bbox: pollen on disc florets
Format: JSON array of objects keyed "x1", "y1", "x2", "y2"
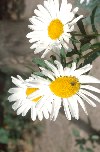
[
  {"x1": 49, "y1": 76, "x2": 80, "y2": 98},
  {"x1": 48, "y1": 19, "x2": 64, "y2": 40}
]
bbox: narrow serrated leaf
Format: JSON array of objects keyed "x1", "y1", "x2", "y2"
[
  {"x1": 90, "y1": 6, "x2": 98, "y2": 33},
  {"x1": 80, "y1": 43, "x2": 91, "y2": 52},
  {"x1": 84, "y1": 50, "x2": 100, "y2": 65},
  {"x1": 60, "y1": 47, "x2": 66, "y2": 67},
  {"x1": 32, "y1": 58, "x2": 47, "y2": 68}
]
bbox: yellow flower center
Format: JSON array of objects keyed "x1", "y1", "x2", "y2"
[
  {"x1": 26, "y1": 88, "x2": 41, "y2": 102},
  {"x1": 49, "y1": 76, "x2": 80, "y2": 98},
  {"x1": 48, "y1": 19, "x2": 64, "y2": 40}
]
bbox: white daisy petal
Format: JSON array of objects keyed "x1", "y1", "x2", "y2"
[
  {"x1": 63, "y1": 99, "x2": 71, "y2": 120},
  {"x1": 12, "y1": 100, "x2": 23, "y2": 111},
  {"x1": 37, "y1": 4, "x2": 51, "y2": 20},
  {"x1": 61, "y1": 41, "x2": 69, "y2": 50},
  {"x1": 17, "y1": 103, "x2": 28, "y2": 115},
  {"x1": 80, "y1": 89, "x2": 100, "y2": 103},
  {"x1": 37, "y1": 110, "x2": 43, "y2": 121},
  {"x1": 11, "y1": 76, "x2": 23, "y2": 87},
  {"x1": 8, "y1": 88, "x2": 20, "y2": 94},
  {"x1": 36, "y1": 94, "x2": 51, "y2": 110},
  {"x1": 54, "y1": 0, "x2": 59, "y2": 16},
  {"x1": 62, "y1": 34, "x2": 70, "y2": 43},
  {"x1": 27, "y1": 90, "x2": 43, "y2": 100},
  {"x1": 41, "y1": 48, "x2": 51, "y2": 58},
  {"x1": 43, "y1": 108, "x2": 49, "y2": 119},
  {"x1": 74, "y1": 64, "x2": 92, "y2": 76},
  {"x1": 68, "y1": 96, "x2": 79, "y2": 120},
  {"x1": 64, "y1": 67, "x2": 71, "y2": 76},
  {"x1": 78, "y1": 92, "x2": 96, "y2": 107},
  {"x1": 8, "y1": 93, "x2": 20, "y2": 102},
  {"x1": 22, "y1": 103, "x2": 32, "y2": 116},
  {"x1": 17, "y1": 75, "x2": 24, "y2": 82},
  {"x1": 81, "y1": 85, "x2": 100, "y2": 94},
  {"x1": 31, "y1": 105, "x2": 36, "y2": 121},
  {"x1": 47, "y1": 0, "x2": 57, "y2": 18},
  {"x1": 71, "y1": 62, "x2": 77, "y2": 71},
  {"x1": 72, "y1": 7, "x2": 79, "y2": 14},
  {"x1": 40, "y1": 67, "x2": 55, "y2": 80},
  {"x1": 45, "y1": 60, "x2": 60, "y2": 77},
  {"x1": 54, "y1": 60, "x2": 64, "y2": 76},
  {"x1": 67, "y1": 97, "x2": 76, "y2": 118},
  {"x1": 74, "y1": 94, "x2": 88, "y2": 115},
  {"x1": 69, "y1": 15, "x2": 83, "y2": 26},
  {"x1": 31, "y1": 74, "x2": 50, "y2": 84},
  {"x1": 69, "y1": 62, "x2": 77, "y2": 75},
  {"x1": 79, "y1": 75, "x2": 100, "y2": 84},
  {"x1": 46, "y1": 101, "x2": 52, "y2": 113},
  {"x1": 50, "y1": 97, "x2": 61, "y2": 121}
]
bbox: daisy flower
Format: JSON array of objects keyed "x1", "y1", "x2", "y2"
[
  {"x1": 80, "y1": 0, "x2": 90, "y2": 5},
  {"x1": 8, "y1": 75, "x2": 52, "y2": 121},
  {"x1": 26, "y1": 0, "x2": 83, "y2": 58},
  {"x1": 27, "y1": 61, "x2": 100, "y2": 121}
]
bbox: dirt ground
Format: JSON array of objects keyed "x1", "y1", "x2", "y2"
[{"x1": 0, "y1": 0, "x2": 100, "y2": 152}]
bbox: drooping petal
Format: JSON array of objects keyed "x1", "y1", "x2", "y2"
[
  {"x1": 80, "y1": 89, "x2": 100, "y2": 103},
  {"x1": 50, "y1": 96, "x2": 61, "y2": 121},
  {"x1": 68, "y1": 96, "x2": 79, "y2": 120},
  {"x1": 63, "y1": 99, "x2": 71, "y2": 120},
  {"x1": 78, "y1": 91, "x2": 96, "y2": 107},
  {"x1": 81, "y1": 85, "x2": 100, "y2": 94},
  {"x1": 74, "y1": 94, "x2": 88, "y2": 115},
  {"x1": 45, "y1": 60, "x2": 60, "y2": 77}
]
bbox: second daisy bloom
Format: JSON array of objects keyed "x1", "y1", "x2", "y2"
[
  {"x1": 27, "y1": 61, "x2": 100, "y2": 121},
  {"x1": 26, "y1": 0, "x2": 83, "y2": 58}
]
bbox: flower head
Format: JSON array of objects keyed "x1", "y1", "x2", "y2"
[
  {"x1": 26, "y1": 0, "x2": 83, "y2": 58},
  {"x1": 27, "y1": 61, "x2": 100, "y2": 121},
  {"x1": 8, "y1": 75, "x2": 52, "y2": 121}
]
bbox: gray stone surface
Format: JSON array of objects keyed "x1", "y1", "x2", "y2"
[{"x1": 0, "y1": 0, "x2": 100, "y2": 152}]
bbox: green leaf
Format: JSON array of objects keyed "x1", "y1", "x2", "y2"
[
  {"x1": 70, "y1": 37, "x2": 80, "y2": 44},
  {"x1": 91, "y1": 135, "x2": 99, "y2": 141},
  {"x1": 84, "y1": 49, "x2": 100, "y2": 65},
  {"x1": 34, "y1": 72, "x2": 44, "y2": 77},
  {"x1": 60, "y1": 47, "x2": 66, "y2": 67},
  {"x1": 72, "y1": 129, "x2": 80, "y2": 137},
  {"x1": 80, "y1": 145, "x2": 85, "y2": 152},
  {"x1": 91, "y1": 43, "x2": 100, "y2": 49},
  {"x1": 32, "y1": 58, "x2": 47, "y2": 68},
  {"x1": 60, "y1": 47, "x2": 66, "y2": 59},
  {"x1": 76, "y1": 139, "x2": 86, "y2": 145},
  {"x1": 0, "y1": 128, "x2": 9, "y2": 144},
  {"x1": 90, "y1": 6, "x2": 98, "y2": 33},
  {"x1": 80, "y1": 43, "x2": 91, "y2": 52},
  {"x1": 86, "y1": 148, "x2": 94, "y2": 152}
]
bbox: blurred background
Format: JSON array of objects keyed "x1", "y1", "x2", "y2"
[{"x1": 0, "y1": 0, "x2": 100, "y2": 152}]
